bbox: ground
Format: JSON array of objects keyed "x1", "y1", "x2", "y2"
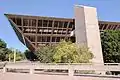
[{"x1": 0, "y1": 72, "x2": 120, "y2": 80}]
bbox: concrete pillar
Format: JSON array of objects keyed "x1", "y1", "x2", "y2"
[
  {"x1": 68, "y1": 66, "x2": 74, "y2": 76},
  {"x1": 14, "y1": 49, "x2": 16, "y2": 63},
  {"x1": 3, "y1": 67, "x2": 6, "y2": 73},
  {"x1": 30, "y1": 68, "x2": 34, "y2": 74},
  {"x1": 74, "y1": 5, "x2": 104, "y2": 63}
]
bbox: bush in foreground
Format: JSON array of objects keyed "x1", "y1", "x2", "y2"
[{"x1": 36, "y1": 40, "x2": 93, "y2": 63}]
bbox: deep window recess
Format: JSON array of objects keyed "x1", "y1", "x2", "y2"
[
  {"x1": 43, "y1": 20, "x2": 48, "y2": 27},
  {"x1": 23, "y1": 19, "x2": 28, "y2": 26},
  {"x1": 26, "y1": 36, "x2": 35, "y2": 42},
  {"x1": 29, "y1": 19, "x2": 32, "y2": 26},
  {"x1": 48, "y1": 20, "x2": 53, "y2": 27},
  {"x1": 30, "y1": 36, "x2": 35, "y2": 42},
  {"x1": 52, "y1": 37, "x2": 56, "y2": 42},
  {"x1": 47, "y1": 37, "x2": 50, "y2": 42},
  {"x1": 69, "y1": 22, "x2": 73, "y2": 28},
  {"x1": 37, "y1": 36, "x2": 42, "y2": 42},
  {"x1": 32, "y1": 19, "x2": 36, "y2": 27},
  {"x1": 42, "y1": 36, "x2": 46, "y2": 42},
  {"x1": 56, "y1": 37, "x2": 60, "y2": 42},
  {"x1": 64, "y1": 22, "x2": 68, "y2": 28},
  {"x1": 58, "y1": 21, "x2": 63, "y2": 28},
  {"x1": 54, "y1": 21, "x2": 58, "y2": 27},
  {"x1": 16, "y1": 18, "x2": 22, "y2": 26},
  {"x1": 38, "y1": 20, "x2": 42, "y2": 27}
]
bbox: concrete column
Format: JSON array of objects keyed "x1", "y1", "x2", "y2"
[
  {"x1": 3, "y1": 67, "x2": 6, "y2": 73},
  {"x1": 74, "y1": 5, "x2": 104, "y2": 63},
  {"x1": 14, "y1": 49, "x2": 16, "y2": 63},
  {"x1": 68, "y1": 66, "x2": 74, "y2": 76},
  {"x1": 30, "y1": 68, "x2": 34, "y2": 74}
]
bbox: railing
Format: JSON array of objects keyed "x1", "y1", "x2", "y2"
[{"x1": 0, "y1": 62, "x2": 120, "y2": 76}]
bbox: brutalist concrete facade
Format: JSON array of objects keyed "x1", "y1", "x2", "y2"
[{"x1": 5, "y1": 5, "x2": 120, "y2": 63}]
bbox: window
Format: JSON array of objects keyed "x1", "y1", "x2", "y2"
[
  {"x1": 48, "y1": 29, "x2": 52, "y2": 34},
  {"x1": 43, "y1": 20, "x2": 48, "y2": 27},
  {"x1": 47, "y1": 37, "x2": 50, "y2": 42},
  {"x1": 62, "y1": 29, "x2": 66, "y2": 34},
  {"x1": 113, "y1": 25, "x2": 117, "y2": 30},
  {"x1": 29, "y1": 19, "x2": 32, "y2": 26},
  {"x1": 38, "y1": 20, "x2": 42, "y2": 27},
  {"x1": 58, "y1": 21, "x2": 63, "y2": 28},
  {"x1": 42, "y1": 36, "x2": 46, "y2": 42},
  {"x1": 54, "y1": 21, "x2": 58, "y2": 27},
  {"x1": 69, "y1": 22, "x2": 73, "y2": 28},
  {"x1": 57, "y1": 29, "x2": 62, "y2": 34},
  {"x1": 23, "y1": 19, "x2": 28, "y2": 26},
  {"x1": 16, "y1": 18, "x2": 21, "y2": 26},
  {"x1": 37, "y1": 36, "x2": 42, "y2": 42},
  {"x1": 107, "y1": 25, "x2": 112, "y2": 30},
  {"x1": 48, "y1": 20, "x2": 53, "y2": 27},
  {"x1": 32, "y1": 19, "x2": 36, "y2": 26},
  {"x1": 56, "y1": 37, "x2": 60, "y2": 42},
  {"x1": 103, "y1": 24, "x2": 108, "y2": 30},
  {"x1": 52, "y1": 37, "x2": 56, "y2": 42},
  {"x1": 30, "y1": 28, "x2": 36, "y2": 33},
  {"x1": 42, "y1": 28, "x2": 48, "y2": 34},
  {"x1": 53, "y1": 29, "x2": 57, "y2": 34},
  {"x1": 26, "y1": 36, "x2": 35, "y2": 42},
  {"x1": 64, "y1": 22, "x2": 68, "y2": 28}
]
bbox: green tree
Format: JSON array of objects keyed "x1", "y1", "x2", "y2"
[
  {"x1": 0, "y1": 39, "x2": 8, "y2": 61},
  {"x1": 24, "y1": 50, "x2": 38, "y2": 61},
  {"x1": 101, "y1": 30, "x2": 120, "y2": 63},
  {"x1": 35, "y1": 40, "x2": 93, "y2": 63},
  {"x1": 53, "y1": 40, "x2": 93, "y2": 63},
  {"x1": 6, "y1": 49, "x2": 25, "y2": 61},
  {"x1": 0, "y1": 38, "x2": 25, "y2": 61},
  {"x1": 35, "y1": 45, "x2": 55, "y2": 63},
  {"x1": 0, "y1": 39, "x2": 6, "y2": 48},
  {"x1": 0, "y1": 48, "x2": 8, "y2": 61}
]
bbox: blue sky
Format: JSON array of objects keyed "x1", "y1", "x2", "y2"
[{"x1": 0, "y1": 0, "x2": 120, "y2": 52}]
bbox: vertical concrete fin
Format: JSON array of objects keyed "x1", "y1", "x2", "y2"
[{"x1": 74, "y1": 5, "x2": 104, "y2": 63}]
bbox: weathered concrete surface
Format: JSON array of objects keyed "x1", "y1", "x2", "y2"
[
  {"x1": 0, "y1": 73, "x2": 119, "y2": 80},
  {"x1": 74, "y1": 5, "x2": 104, "y2": 63}
]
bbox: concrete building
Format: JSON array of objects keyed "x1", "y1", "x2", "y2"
[{"x1": 5, "y1": 5, "x2": 120, "y2": 63}]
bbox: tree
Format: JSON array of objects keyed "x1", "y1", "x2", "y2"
[
  {"x1": 0, "y1": 48, "x2": 8, "y2": 61},
  {"x1": 35, "y1": 40, "x2": 93, "y2": 63},
  {"x1": 101, "y1": 30, "x2": 120, "y2": 63},
  {"x1": 6, "y1": 49, "x2": 25, "y2": 61},
  {"x1": 53, "y1": 40, "x2": 93, "y2": 63},
  {"x1": 35, "y1": 45, "x2": 55, "y2": 63},
  {"x1": 0, "y1": 39, "x2": 8, "y2": 61},
  {"x1": 24, "y1": 50, "x2": 38, "y2": 61},
  {"x1": 0, "y1": 38, "x2": 25, "y2": 61},
  {"x1": 0, "y1": 39, "x2": 6, "y2": 48}
]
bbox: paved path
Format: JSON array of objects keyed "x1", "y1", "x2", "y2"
[{"x1": 0, "y1": 73, "x2": 120, "y2": 80}]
